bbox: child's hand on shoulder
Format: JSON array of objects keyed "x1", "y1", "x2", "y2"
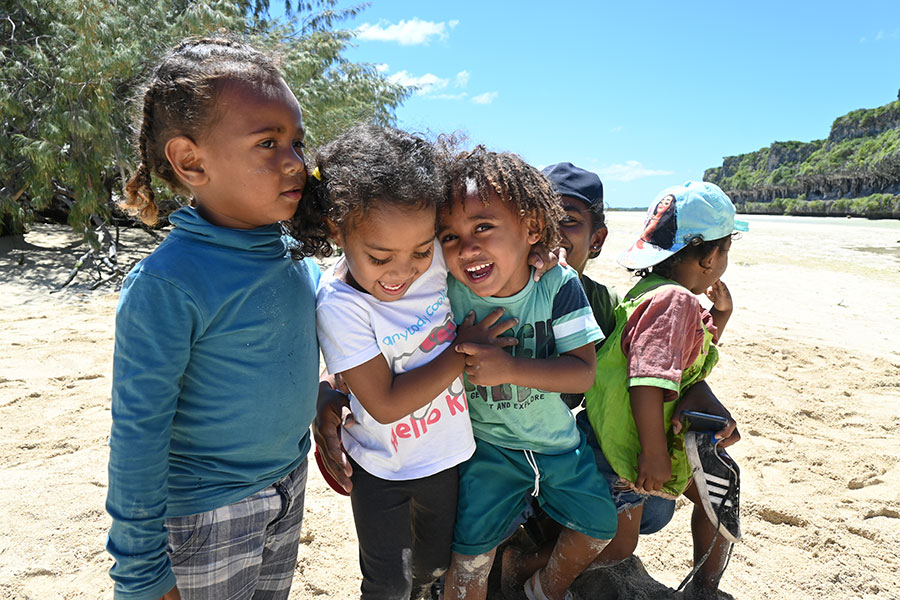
[
  {"x1": 455, "y1": 309, "x2": 519, "y2": 350},
  {"x1": 705, "y1": 280, "x2": 733, "y2": 313},
  {"x1": 528, "y1": 243, "x2": 560, "y2": 281}
]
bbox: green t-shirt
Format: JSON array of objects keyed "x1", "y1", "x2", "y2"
[
  {"x1": 561, "y1": 274, "x2": 621, "y2": 408},
  {"x1": 581, "y1": 273, "x2": 620, "y2": 344},
  {"x1": 448, "y1": 265, "x2": 604, "y2": 453}
]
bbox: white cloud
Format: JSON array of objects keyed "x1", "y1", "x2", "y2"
[
  {"x1": 472, "y1": 91, "x2": 498, "y2": 104},
  {"x1": 861, "y1": 28, "x2": 899, "y2": 43},
  {"x1": 430, "y1": 92, "x2": 469, "y2": 101},
  {"x1": 375, "y1": 63, "x2": 389, "y2": 73},
  {"x1": 357, "y1": 18, "x2": 457, "y2": 45},
  {"x1": 610, "y1": 125, "x2": 624, "y2": 133},
  {"x1": 595, "y1": 160, "x2": 674, "y2": 182},
  {"x1": 381, "y1": 66, "x2": 471, "y2": 100},
  {"x1": 388, "y1": 70, "x2": 449, "y2": 95}
]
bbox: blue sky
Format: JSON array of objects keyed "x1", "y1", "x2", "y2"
[{"x1": 301, "y1": 1, "x2": 900, "y2": 207}]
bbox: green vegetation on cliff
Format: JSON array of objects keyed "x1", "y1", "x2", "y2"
[{"x1": 704, "y1": 94, "x2": 900, "y2": 218}]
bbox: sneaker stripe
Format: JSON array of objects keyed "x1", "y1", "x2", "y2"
[{"x1": 705, "y1": 473, "x2": 731, "y2": 487}]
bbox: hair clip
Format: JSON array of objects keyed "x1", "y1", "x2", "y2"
[{"x1": 310, "y1": 167, "x2": 322, "y2": 181}]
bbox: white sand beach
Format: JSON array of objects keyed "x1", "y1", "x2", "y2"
[{"x1": 1, "y1": 211, "x2": 898, "y2": 599}]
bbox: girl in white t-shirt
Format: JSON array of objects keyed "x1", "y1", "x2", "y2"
[{"x1": 302, "y1": 125, "x2": 516, "y2": 599}]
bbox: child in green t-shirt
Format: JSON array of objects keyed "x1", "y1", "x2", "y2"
[
  {"x1": 438, "y1": 148, "x2": 617, "y2": 600},
  {"x1": 503, "y1": 169, "x2": 743, "y2": 600}
]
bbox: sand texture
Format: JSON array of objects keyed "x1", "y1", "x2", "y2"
[{"x1": 1, "y1": 212, "x2": 898, "y2": 599}]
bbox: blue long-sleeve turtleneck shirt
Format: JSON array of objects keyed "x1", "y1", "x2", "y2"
[{"x1": 106, "y1": 207, "x2": 320, "y2": 599}]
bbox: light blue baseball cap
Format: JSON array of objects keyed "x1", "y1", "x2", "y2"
[{"x1": 618, "y1": 181, "x2": 748, "y2": 270}]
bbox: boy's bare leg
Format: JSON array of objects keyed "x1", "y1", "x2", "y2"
[
  {"x1": 444, "y1": 549, "x2": 496, "y2": 600},
  {"x1": 502, "y1": 543, "x2": 550, "y2": 595},
  {"x1": 684, "y1": 480, "x2": 731, "y2": 592},
  {"x1": 592, "y1": 504, "x2": 643, "y2": 566},
  {"x1": 504, "y1": 509, "x2": 639, "y2": 593},
  {"x1": 537, "y1": 528, "x2": 609, "y2": 600},
  {"x1": 500, "y1": 516, "x2": 560, "y2": 592}
]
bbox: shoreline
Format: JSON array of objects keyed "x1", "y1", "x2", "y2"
[{"x1": 1, "y1": 214, "x2": 898, "y2": 599}]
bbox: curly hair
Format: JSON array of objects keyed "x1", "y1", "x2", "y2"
[
  {"x1": 122, "y1": 37, "x2": 284, "y2": 225},
  {"x1": 443, "y1": 146, "x2": 564, "y2": 248},
  {"x1": 286, "y1": 124, "x2": 447, "y2": 259},
  {"x1": 637, "y1": 233, "x2": 738, "y2": 279}
]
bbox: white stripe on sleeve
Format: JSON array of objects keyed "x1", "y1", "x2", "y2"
[{"x1": 552, "y1": 314, "x2": 594, "y2": 340}]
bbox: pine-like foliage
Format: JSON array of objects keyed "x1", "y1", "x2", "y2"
[{"x1": 0, "y1": 0, "x2": 409, "y2": 241}]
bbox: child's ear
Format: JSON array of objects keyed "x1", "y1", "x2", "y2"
[
  {"x1": 525, "y1": 213, "x2": 543, "y2": 245},
  {"x1": 325, "y1": 218, "x2": 344, "y2": 247},
  {"x1": 588, "y1": 227, "x2": 609, "y2": 258},
  {"x1": 698, "y1": 248, "x2": 717, "y2": 272},
  {"x1": 165, "y1": 136, "x2": 208, "y2": 187}
]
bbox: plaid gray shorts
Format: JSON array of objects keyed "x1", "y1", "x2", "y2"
[{"x1": 166, "y1": 459, "x2": 308, "y2": 600}]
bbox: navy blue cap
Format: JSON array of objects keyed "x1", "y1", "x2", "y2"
[{"x1": 541, "y1": 162, "x2": 604, "y2": 208}]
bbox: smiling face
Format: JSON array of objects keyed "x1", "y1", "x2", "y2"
[
  {"x1": 438, "y1": 188, "x2": 540, "y2": 298},
  {"x1": 558, "y1": 195, "x2": 608, "y2": 275},
  {"x1": 332, "y1": 203, "x2": 436, "y2": 302},
  {"x1": 185, "y1": 78, "x2": 307, "y2": 229}
]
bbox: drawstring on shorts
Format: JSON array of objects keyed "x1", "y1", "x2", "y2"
[{"x1": 524, "y1": 450, "x2": 541, "y2": 497}]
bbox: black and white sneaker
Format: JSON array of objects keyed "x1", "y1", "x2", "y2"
[{"x1": 686, "y1": 431, "x2": 742, "y2": 543}]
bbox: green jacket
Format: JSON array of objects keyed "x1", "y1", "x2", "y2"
[{"x1": 584, "y1": 274, "x2": 718, "y2": 497}]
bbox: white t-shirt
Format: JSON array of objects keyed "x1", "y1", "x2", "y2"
[{"x1": 316, "y1": 242, "x2": 475, "y2": 480}]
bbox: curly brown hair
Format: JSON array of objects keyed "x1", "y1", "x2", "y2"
[
  {"x1": 443, "y1": 146, "x2": 563, "y2": 248},
  {"x1": 122, "y1": 37, "x2": 284, "y2": 226},
  {"x1": 286, "y1": 124, "x2": 447, "y2": 259}
]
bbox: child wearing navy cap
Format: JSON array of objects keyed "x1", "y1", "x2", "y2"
[{"x1": 541, "y1": 162, "x2": 619, "y2": 341}]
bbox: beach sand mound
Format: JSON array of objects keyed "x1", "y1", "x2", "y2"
[{"x1": 1, "y1": 213, "x2": 899, "y2": 599}]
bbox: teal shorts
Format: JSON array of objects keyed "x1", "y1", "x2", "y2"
[{"x1": 452, "y1": 432, "x2": 617, "y2": 555}]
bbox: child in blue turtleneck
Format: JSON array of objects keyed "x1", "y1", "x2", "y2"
[{"x1": 106, "y1": 39, "x2": 321, "y2": 600}]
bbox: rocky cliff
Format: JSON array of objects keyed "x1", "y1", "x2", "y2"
[{"x1": 703, "y1": 91, "x2": 900, "y2": 218}]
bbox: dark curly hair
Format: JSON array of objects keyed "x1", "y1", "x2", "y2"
[
  {"x1": 286, "y1": 124, "x2": 447, "y2": 259},
  {"x1": 637, "y1": 233, "x2": 738, "y2": 279},
  {"x1": 122, "y1": 37, "x2": 285, "y2": 225},
  {"x1": 443, "y1": 146, "x2": 564, "y2": 248}
]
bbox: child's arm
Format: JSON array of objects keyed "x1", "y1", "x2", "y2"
[
  {"x1": 454, "y1": 341, "x2": 596, "y2": 394},
  {"x1": 629, "y1": 385, "x2": 672, "y2": 493},
  {"x1": 341, "y1": 309, "x2": 518, "y2": 424},
  {"x1": 705, "y1": 279, "x2": 733, "y2": 338},
  {"x1": 313, "y1": 377, "x2": 354, "y2": 492},
  {"x1": 107, "y1": 276, "x2": 193, "y2": 599},
  {"x1": 670, "y1": 380, "x2": 741, "y2": 448}
]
